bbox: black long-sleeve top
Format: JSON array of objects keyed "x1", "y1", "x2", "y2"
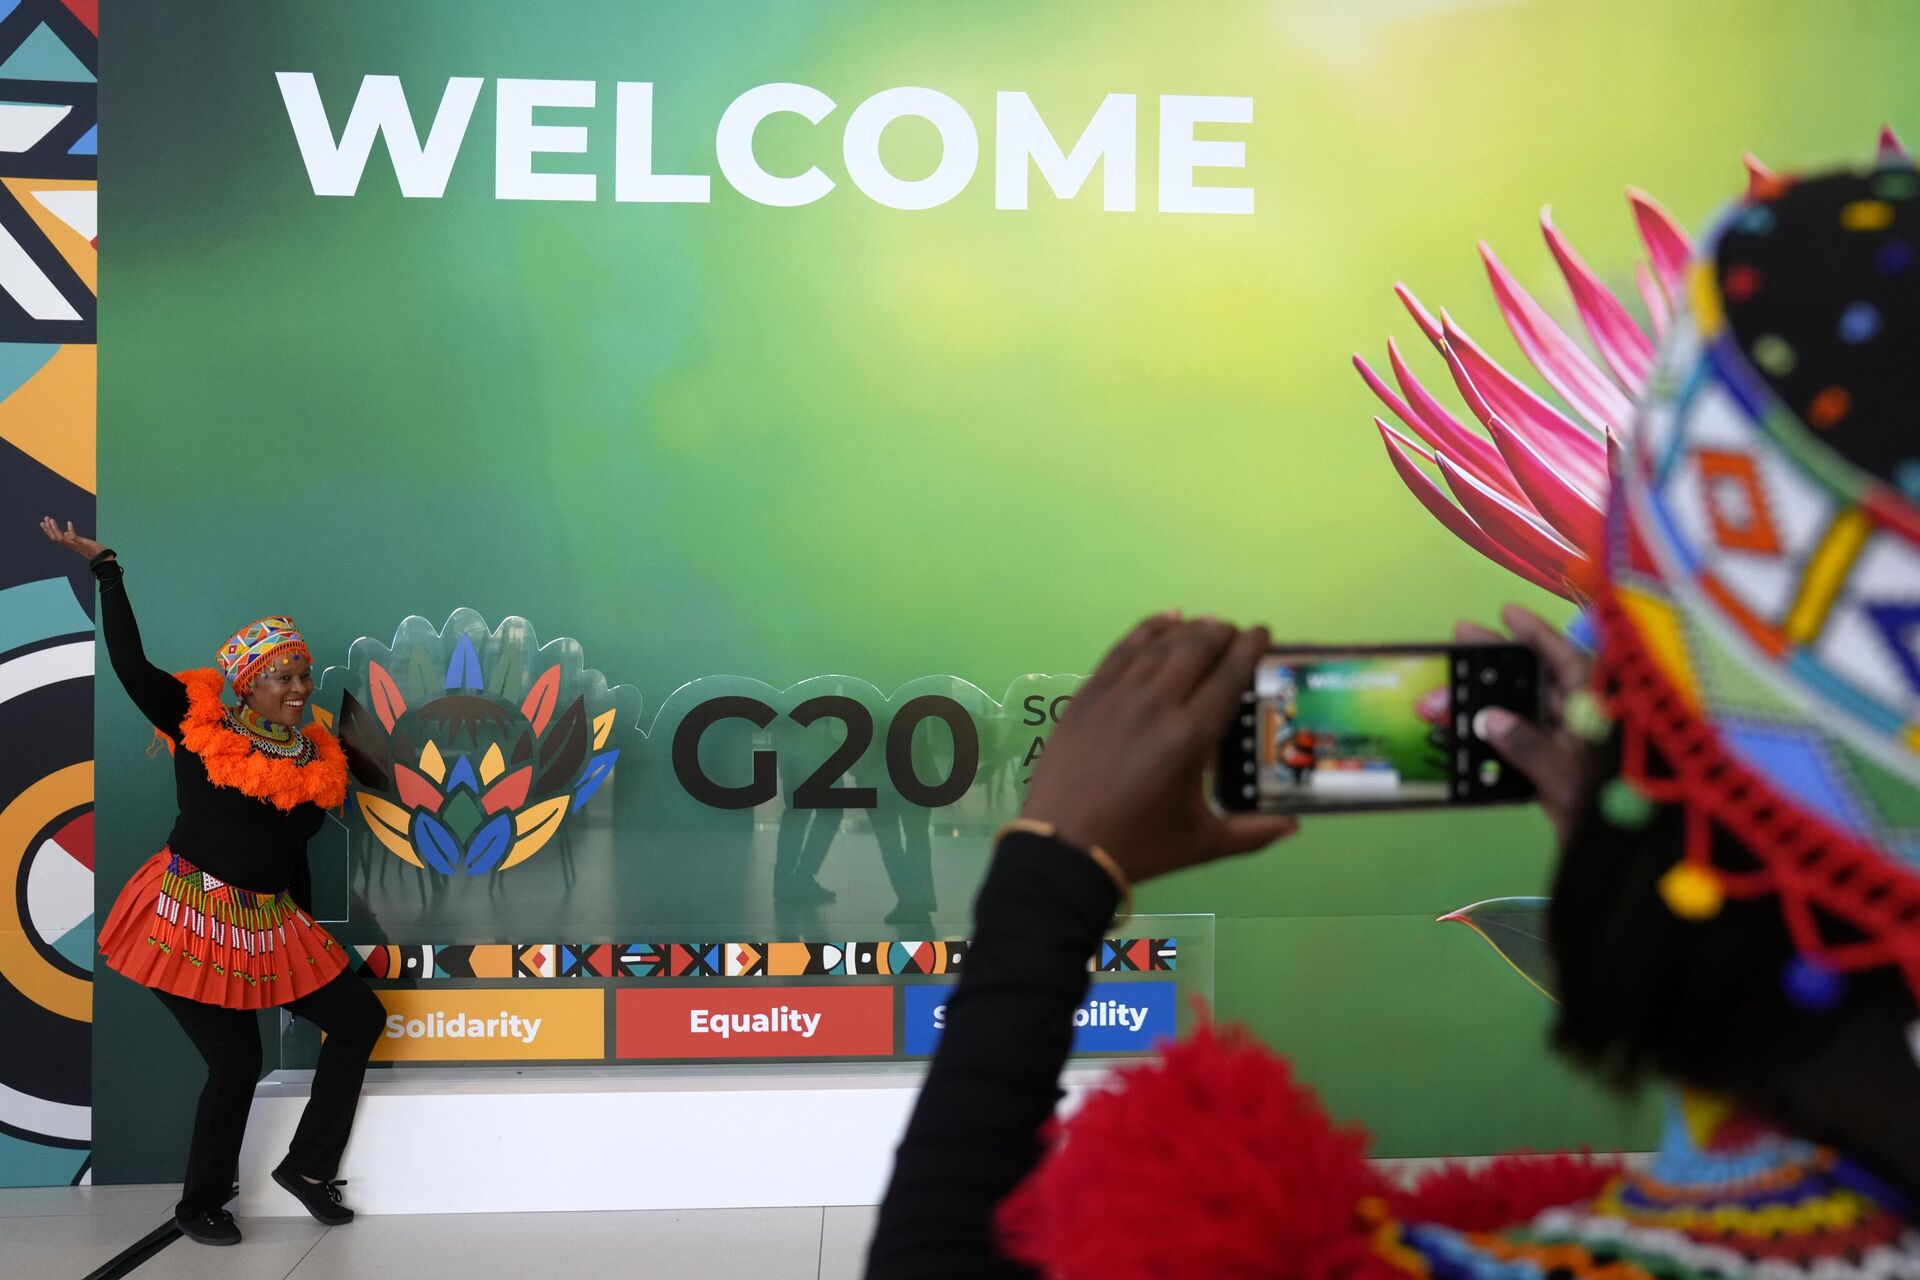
[
  {"x1": 866, "y1": 833, "x2": 1120, "y2": 1278},
  {"x1": 95, "y1": 558, "x2": 324, "y2": 899}
]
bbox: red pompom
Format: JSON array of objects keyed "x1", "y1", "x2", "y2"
[
  {"x1": 1388, "y1": 1150, "x2": 1622, "y2": 1234},
  {"x1": 997, "y1": 1023, "x2": 1408, "y2": 1280}
]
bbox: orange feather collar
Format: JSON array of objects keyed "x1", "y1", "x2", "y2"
[{"x1": 176, "y1": 669, "x2": 348, "y2": 811}]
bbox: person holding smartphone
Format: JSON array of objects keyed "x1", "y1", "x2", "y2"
[
  {"x1": 41, "y1": 520, "x2": 386, "y2": 1247},
  {"x1": 866, "y1": 160, "x2": 1920, "y2": 1277}
]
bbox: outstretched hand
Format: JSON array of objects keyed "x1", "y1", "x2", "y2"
[
  {"x1": 39, "y1": 517, "x2": 106, "y2": 562},
  {"x1": 1021, "y1": 614, "x2": 1299, "y2": 886},
  {"x1": 1455, "y1": 603, "x2": 1594, "y2": 841}
]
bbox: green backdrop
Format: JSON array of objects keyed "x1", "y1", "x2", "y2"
[{"x1": 96, "y1": 0, "x2": 1916, "y2": 1180}]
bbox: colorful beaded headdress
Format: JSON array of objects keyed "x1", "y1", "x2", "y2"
[
  {"x1": 1358, "y1": 133, "x2": 1920, "y2": 1008},
  {"x1": 216, "y1": 615, "x2": 310, "y2": 694},
  {"x1": 1598, "y1": 161, "x2": 1920, "y2": 1002}
]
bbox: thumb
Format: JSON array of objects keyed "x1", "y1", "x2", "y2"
[
  {"x1": 1216, "y1": 813, "x2": 1300, "y2": 857},
  {"x1": 1473, "y1": 707, "x2": 1554, "y2": 785}
]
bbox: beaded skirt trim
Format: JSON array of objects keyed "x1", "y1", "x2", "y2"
[{"x1": 98, "y1": 849, "x2": 345, "y2": 1009}]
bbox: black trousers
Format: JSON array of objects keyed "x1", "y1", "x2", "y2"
[{"x1": 153, "y1": 970, "x2": 386, "y2": 1218}]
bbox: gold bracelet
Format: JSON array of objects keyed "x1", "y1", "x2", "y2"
[{"x1": 993, "y1": 819, "x2": 1134, "y2": 926}]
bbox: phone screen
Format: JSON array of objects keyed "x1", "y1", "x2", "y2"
[
  {"x1": 1254, "y1": 652, "x2": 1452, "y2": 807},
  {"x1": 1220, "y1": 643, "x2": 1538, "y2": 813}
]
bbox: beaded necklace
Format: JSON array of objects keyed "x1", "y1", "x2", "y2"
[{"x1": 223, "y1": 705, "x2": 315, "y2": 765}]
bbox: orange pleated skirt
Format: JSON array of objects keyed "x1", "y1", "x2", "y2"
[{"x1": 98, "y1": 849, "x2": 346, "y2": 1009}]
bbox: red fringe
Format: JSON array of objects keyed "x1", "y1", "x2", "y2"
[
  {"x1": 1592, "y1": 588, "x2": 1920, "y2": 998},
  {"x1": 997, "y1": 1025, "x2": 1621, "y2": 1278},
  {"x1": 175, "y1": 669, "x2": 347, "y2": 811},
  {"x1": 1386, "y1": 1151, "x2": 1622, "y2": 1234},
  {"x1": 998, "y1": 1023, "x2": 1410, "y2": 1280}
]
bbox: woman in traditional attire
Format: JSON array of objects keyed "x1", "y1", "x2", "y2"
[{"x1": 41, "y1": 520, "x2": 386, "y2": 1247}]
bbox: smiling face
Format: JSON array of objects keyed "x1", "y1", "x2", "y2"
[{"x1": 243, "y1": 654, "x2": 314, "y2": 728}]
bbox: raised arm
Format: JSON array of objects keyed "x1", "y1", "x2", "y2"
[
  {"x1": 41, "y1": 519, "x2": 188, "y2": 736},
  {"x1": 94, "y1": 558, "x2": 190, "y2": 735},
  {"x1": 867, "y1": 617, "x2": 1299, "y2": 1277}
]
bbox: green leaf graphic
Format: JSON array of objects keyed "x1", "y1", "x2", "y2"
[{"x1": 1440, "y1": 896, "x2": 1558, "y2": 1002}]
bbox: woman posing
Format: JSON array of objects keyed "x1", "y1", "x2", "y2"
[{"x1": 42, "y1": 519, "x2": 385, "y2": 1247}]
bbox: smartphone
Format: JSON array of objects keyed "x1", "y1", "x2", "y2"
[{"x1": 1215, "y1": 644, "x2": 1540, "y2": 813}]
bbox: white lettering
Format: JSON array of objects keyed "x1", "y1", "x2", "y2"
[
  {"x1": 276, "y1": 72, "x2": 482, "y2": 198},
  {"x1": 382, "y1": 1009, "x2": 546, "y2": 1042},
  {"x1": 994, "y1": 92, "x2": 1135, "y2": 212},
  {"x1": 843, "y1": 86, "x2": 978, "y2": 211},
  {"x1": 1306, "y1": 670, "x2": 1399, "y2": 691},
  {"x1": 615, "y1": 82, "x2": 711, "y2": 204},
  {"x1": 1158, "y1": 94, "x2": 1252, "y2": 215},
  {"x1": 688, "y1": 1005, "x2": 821, "y2": 1039},
  {"x1": 281, "y1": 75, "x2": 1255, "y2": 217},
  {"x1": 496, "y1": 78, "x2": 596, "y2": 202},
  {"x1": 1066, "y1": 998, "x2": 1153, "y2": 1032},
  {"x1": 715, "y1": 82, "x2": 836, "y2": 207}
]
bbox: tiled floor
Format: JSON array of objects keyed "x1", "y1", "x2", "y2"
[{"x1": 0, "y1": 1186, "x2": 880, "y2": 1280}]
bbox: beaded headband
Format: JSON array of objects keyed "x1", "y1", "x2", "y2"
[
  {"x1": 1358, "y1": 133, "x2": 1920, "y2": 1010},
  {"x1": 217, "y1": 615, "x2": 310, "y2": 695}
]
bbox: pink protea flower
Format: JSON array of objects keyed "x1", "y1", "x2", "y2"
[
  {"x1": 1353, "y1": 191, "x2": 1691, "y2": 600},
  {"x1": 1353, "y1": 128, "x2": 1913, "y2": 601}
]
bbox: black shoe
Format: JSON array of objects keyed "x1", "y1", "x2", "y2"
[
  {"x1": 772, "y1": 873, "x2": 836, "y2": 905},
  {"x1": 272, "y1": 1166, "x2": 355, "y2": 1225},
  {"x1": 175, "y1": 1207, "x2": 241, "y2": 1246}
]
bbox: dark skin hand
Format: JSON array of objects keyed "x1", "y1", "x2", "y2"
[
  {"x1": 41, "y1": 516, "x2": 315, "y2": 730},
  {"x1": 39, "y1": 515, "x2": 106, "y2": 562},
  {"x1": 1020, "y1": 613, "x2": 1299, "y2": 885},
  {"x1": 1455, "y1": 603, "x2": 1593, "y2": 844}
]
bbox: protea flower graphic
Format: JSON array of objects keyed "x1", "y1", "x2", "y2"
[
  {"x1": 315, "y1": 610, "x2": 638, "y2": 876},
  {"x1": 1353, "y1": 134, "x2": 1911, "y2": 601},
  {"x1": 1353, "y1": 180, "x2": 1694, "y2": 600}
]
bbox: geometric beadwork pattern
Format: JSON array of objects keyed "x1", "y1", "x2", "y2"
[
  {"x1": 1696, "y1": 449, "x2": 1783, "y2": 555},
  {"x1": 1627, "y1": 317, "x2": 1920, "y2": 840},
  {"x1": 351, "y1": 937, "x2": 1178, "y2": 982},
  {"x1": 1602, "y1": 162, "x2": 1920, "y2": 1004},
  {"x1": 1399, "y1": 1095, "x2": 1920, "y2": 1277}
]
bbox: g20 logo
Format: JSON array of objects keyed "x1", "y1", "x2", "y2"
[
  {"x1": 671, "y1": 694, "x2": 980, "y2": 810},
  {"x1": 318, "y1": 610, "x2": 634, "y2": 877},
  {"x1": 320, "y1": 611, "x2": 1079, "y2": 874}
]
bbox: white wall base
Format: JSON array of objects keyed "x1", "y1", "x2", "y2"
[{"x1": 235, "y1": 1065, "x2": 1107, "y2": 1218}]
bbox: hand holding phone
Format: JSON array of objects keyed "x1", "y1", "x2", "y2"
[
  {"x1": 1454, "y1": 604, "x2": 1597, "y2": 841},
  {"x1": 1216, "y1": 642, "x2": 1543, "y2": 814},
  {"x1": 1021, "y1": 615, "x2": 1300, "y2": 885}
]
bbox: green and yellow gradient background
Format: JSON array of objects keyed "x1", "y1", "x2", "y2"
[{"x1": 97, "y1": 0, "x2": 1917, "y2": 1177}]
